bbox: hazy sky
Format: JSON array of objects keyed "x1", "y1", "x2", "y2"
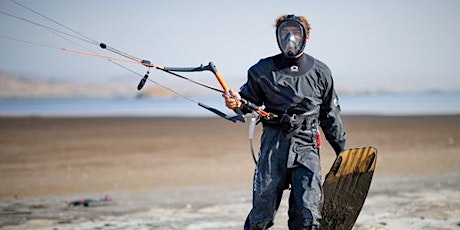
[{"x1": 1, "y1": 0, "x2": 459, "y2": 93}]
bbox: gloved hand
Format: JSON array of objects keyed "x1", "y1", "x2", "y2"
[{"x1": 223, "y1": 89, "x2": 242, "y2": 110}]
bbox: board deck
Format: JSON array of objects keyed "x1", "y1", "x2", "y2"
[{"x1": 320, "y1": 146, "x2": 377, "y2": 230}]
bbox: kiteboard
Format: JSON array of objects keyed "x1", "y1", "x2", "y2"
[{"x1": 320, "y1": 146, "x2": 377, "y2": 230}]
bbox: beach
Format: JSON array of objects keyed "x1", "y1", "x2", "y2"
[{"x1": 0, "y1": 115, "x2": 459, "y2": 229}]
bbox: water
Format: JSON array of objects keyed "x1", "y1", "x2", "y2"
[
  {"x1": 339, "y1": 92, "x2": 460, "y2": 115},
  {"x1": 0, "y1": 92, "x2": 459, "y2": 117}
]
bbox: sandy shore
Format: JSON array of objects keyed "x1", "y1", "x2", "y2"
[{"x1": 0, "y1": 115, "x2": 459, "y2": 229}]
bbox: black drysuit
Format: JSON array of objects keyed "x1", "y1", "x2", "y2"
[{"x1": 240, "y1": 53, "x2": 346, "y2": 230}]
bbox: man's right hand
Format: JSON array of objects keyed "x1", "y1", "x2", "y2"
[{"x1": 223, "y1": 89, "x2": 242, "y2": 110}]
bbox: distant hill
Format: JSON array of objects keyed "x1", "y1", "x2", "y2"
[{"x1": 0, "y1": 73, "x2": 177, "y2": 99}]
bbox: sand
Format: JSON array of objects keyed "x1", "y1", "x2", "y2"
[{"x1": 0, "y1": 115, "x2": 459, "y2": 229}]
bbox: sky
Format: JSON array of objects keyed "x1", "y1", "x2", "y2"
[{"x1": 1, "y1": 0, "x2": 460, "y2": 94}]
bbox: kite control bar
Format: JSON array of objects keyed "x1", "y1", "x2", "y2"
[{"x1": 139, "y1": 60, "x2": 273, "y2": 121}]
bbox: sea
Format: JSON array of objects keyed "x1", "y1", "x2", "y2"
[{"x1": 0, "y1": 92, "x2": 459, "y2": 117}]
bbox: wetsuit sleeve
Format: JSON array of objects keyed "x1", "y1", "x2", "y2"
[
  {"x1": 319, "y1": 73, "x2": 347, "y2": 156},
  {"x1": 239, "y1": 65, "x2": 265, "y2": 109}
]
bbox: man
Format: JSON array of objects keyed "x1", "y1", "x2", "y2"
[{"x1": 223, "y1": 14, "x2": 346, "y2": 229}]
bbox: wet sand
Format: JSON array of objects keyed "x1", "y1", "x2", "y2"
[{"x1": 0, "y1": 115, "x2": 459, "y2": 229}]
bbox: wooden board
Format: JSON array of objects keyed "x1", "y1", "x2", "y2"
[{"x1": 320, "y1": 146, "x2": 377, "y2": 230}]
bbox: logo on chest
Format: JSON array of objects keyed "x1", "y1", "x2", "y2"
[{"x1": 290, "y1": 65, "x2": 299, "y2": 72}]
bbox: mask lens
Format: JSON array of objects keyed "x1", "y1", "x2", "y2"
[
  {"x1": 280, "y1": 27, "x2": 302, "y2": 41},
  {"x1": 276, "y1": 20, "x2": 306, "y2": 58}
]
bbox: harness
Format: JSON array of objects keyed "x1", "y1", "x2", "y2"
[{"x1": 248, "y1": 107, "x2": 322, "y2": 164}]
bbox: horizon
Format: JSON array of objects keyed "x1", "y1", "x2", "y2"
[{"x1": 1, "y1": 72, "x2": 459, "y2": 101}]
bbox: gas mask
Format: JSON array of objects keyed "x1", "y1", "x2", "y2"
[{"x1": 276, "y1": 15, "x2": 307, "y2": 58}]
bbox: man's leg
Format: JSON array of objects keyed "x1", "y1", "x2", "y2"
[
  {"x1": 244, "y1": 127, "x2": 290, "y2": 230},
  {"x1": 287, "y1": 166, "x2": 322, "y2": 230},
  {"x1": 244, "y1": 157, "x2": 287, "y2": 230},
  {"x1": 244, "y1": 138, "x2": 290, "y2": 229}
]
